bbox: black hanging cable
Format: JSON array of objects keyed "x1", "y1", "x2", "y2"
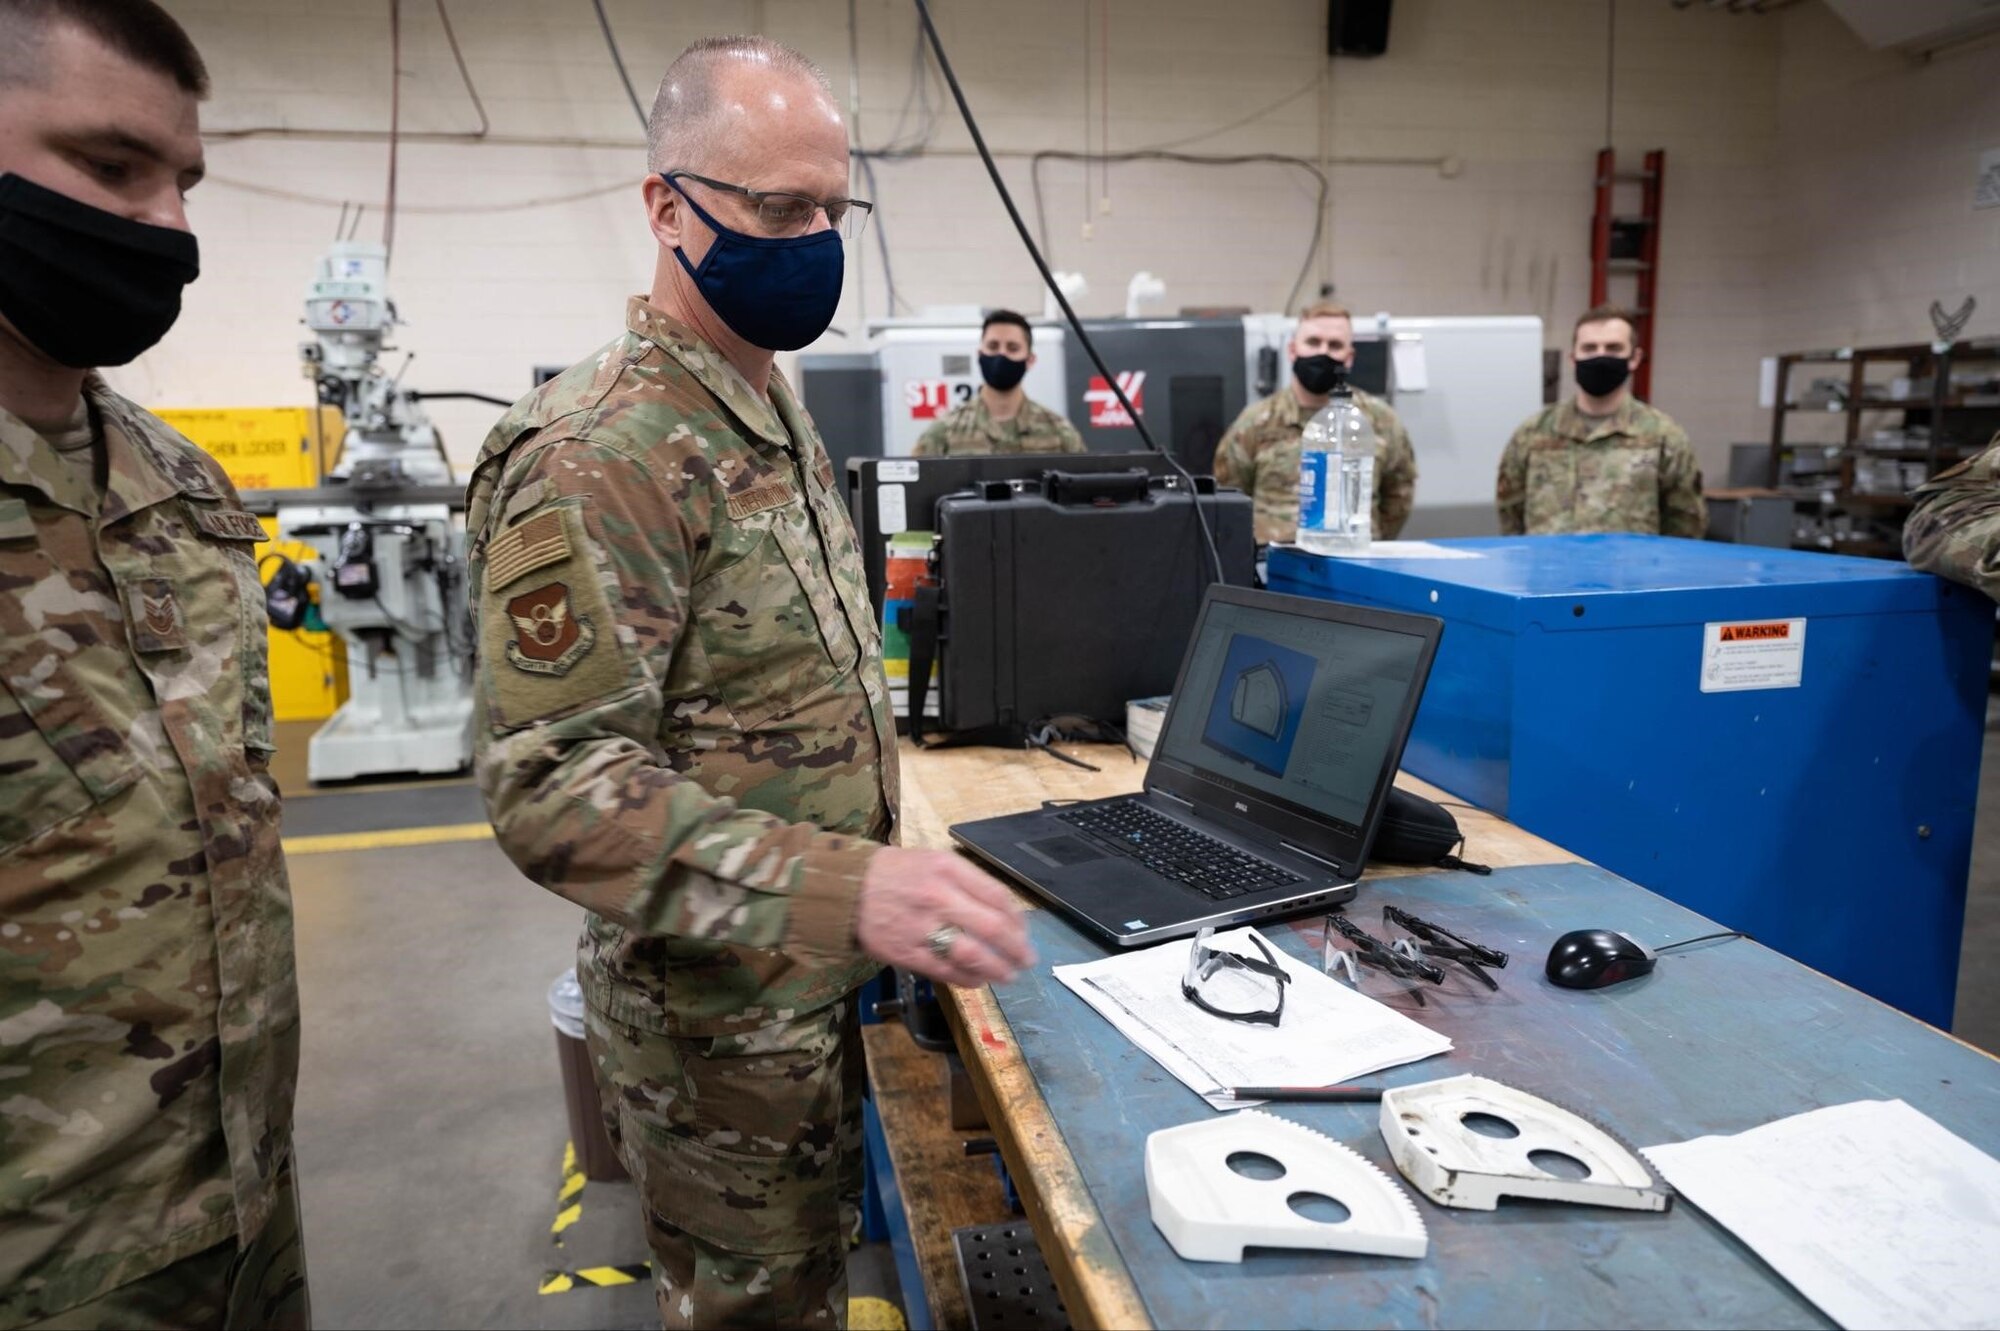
[
  {"x1": 384, "y1": 0, "x2": 401, "y2": 264},
  {"x1": 432, "y1": 0, "x2": 489, "y2": 138},
  {"x1": 1138, "y1": 72, "x2": 1322, "y2": 154},
  {"x1": 1655, "y1": 930, "x2": 1747, "y2": 954},
  {"x1": 849, "y1": 21, "x2": 941, "y2": 315},
  {"x1": 1030, "y1": 150, "x2": 1328, "y2": 316},
  {"x1": 1081, "y1": 0, "x2": 1094, "y2": 228},
  {"x1": 1026, "y1": 733, "x2": 1101, "y2": 773},
  {"x1": 910, "y1": 0, "x2": 1226, "y2": 590},
  {"x1": 1604, "y1": 0, "x2": 1617, "y2": 147},
  {"x1": 411, "y1": 390, "x2": 515, "y2": 407},
  {"x1": 594, "y1": 0, "x2": 649, "y2": 132},
  {"x1": 854, "y1": 154, "x2": 905, "y2": 314}
]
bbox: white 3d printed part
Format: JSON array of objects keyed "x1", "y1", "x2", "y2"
[
  {"x1": 1380, "y1": 1074, "x2": 1671, "y2": 1212},
  {"x1": 1146, "y1": 1110, "x2": 1427, "y2": 1262}
]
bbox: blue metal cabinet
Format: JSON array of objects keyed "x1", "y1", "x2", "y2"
[{"x1": 1268, "y1": 534, "x2": 1990, "y2": 1026}]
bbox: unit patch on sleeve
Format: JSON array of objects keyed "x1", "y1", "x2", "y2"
[
  {"x1": 477, "y1": 501, "x2": 633, "y2": 729},
  {"x1": 505, "y1": 581, "x2": 596, "y2": 676}
]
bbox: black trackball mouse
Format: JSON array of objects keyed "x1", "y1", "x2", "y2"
[{"x1": 1545, "y1": 929, "x2": 1658, "y2": 989}]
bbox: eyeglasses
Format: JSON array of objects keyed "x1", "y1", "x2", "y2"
[
  {"x1": 1323, "y1": 914, "x2": 1445, "y2": 1004},
  {"x1": 1181, "y1": 927, "x2": 1290, "y2": 1027},
  {"x1": 666, "y1": 170, "x2": 874, "y2": 240},
  {"x1": 1382, "y1": 905, "x2": 1508, "y2": 989},
  {"x1": 1322, "y1": 909, "x2": 1508, "y2": 1006}
]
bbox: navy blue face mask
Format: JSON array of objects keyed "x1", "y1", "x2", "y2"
[{"x1": 664, "y1": 175, "x2": 843, "y2": 352}]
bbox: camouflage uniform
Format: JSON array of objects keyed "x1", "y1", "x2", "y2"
[
  {"x1": 0, "y1": 381, "x2": 307, "y2": 1330},
  {"x1": 911, "y1": 393, "x2": 1083, "y2": 457},
  {"x1": 1496, "y1": 397, "x2": 1706, "y2": 537},
  {"x1": 1211, "y1": 387, "x2": 1417, "y2": 544},
  {"x1": 1904, "y1": 432, "x2": 2000, "y2": 599},
  {"x1": 466, "y1": 298, "x2": 898, "y2": 1330}
]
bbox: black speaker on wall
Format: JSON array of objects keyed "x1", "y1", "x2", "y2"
[{"x1": 1328, "y1": 0, "x2": 1393, "y2": 57}]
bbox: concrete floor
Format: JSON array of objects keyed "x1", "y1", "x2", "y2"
[
  {"x1": 276, "y1": 729, "x2": 900, "y2": 1330},
  {"x1": 276, "y1": 720, "x2": 2000, "y2": 1329},
  {"x1": 286, "y1": 798, "x2": 658, "y2": 1329}
]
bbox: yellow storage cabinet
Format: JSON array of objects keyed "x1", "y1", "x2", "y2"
[{"x1": 155, "y1": 406, "x2": 347, "y2": 722}]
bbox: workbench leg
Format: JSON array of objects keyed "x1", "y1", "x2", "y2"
[
  {"x1": 862, "y1": 1089, "x2": 892, "y2": 1245},
  {"x1": 864, "y1": 1094, "x2": 934, "y2": 1331},
  {"x1": 990, "y1": 1157, "x2": 1022, "y2": 1217}
]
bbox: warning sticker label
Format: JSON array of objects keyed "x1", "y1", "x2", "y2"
[{"x1": 1701, "y1": 618, "x2": 1806, "y2": 693}]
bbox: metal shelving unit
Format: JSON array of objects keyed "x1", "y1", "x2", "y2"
[{"x1": 1765, "y1": 338, "x2": 2000, "y2": 559}]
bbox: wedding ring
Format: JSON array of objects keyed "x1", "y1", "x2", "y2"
[{"x1": 925, "y1": 925, "x2": 962, "y2": 960}]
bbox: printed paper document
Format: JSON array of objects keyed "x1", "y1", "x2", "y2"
[
  {"x1": 1054, "y1": 926, "x2": 1452, "y2": 1110},
  {"x1": 1643, "y1": 1099, "x2": 2000, "y2": 1331}
]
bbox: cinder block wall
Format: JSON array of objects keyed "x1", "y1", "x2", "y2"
[{"x1": 1766, "y1": 2, "x2": 2000, "y2": 450}]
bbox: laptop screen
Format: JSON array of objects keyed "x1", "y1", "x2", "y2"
[{"x1": 1151, "y1": 595, "x2": 1432, "y2": 840}]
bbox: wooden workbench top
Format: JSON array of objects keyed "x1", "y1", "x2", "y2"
[
  {"x1": 895, "y1": 740, "x2": 2000, "y2": 1331},
  {"x1": 895, "y1": 738, "x2": 1579, "y2": 1330},
  {"x1": 897, "y1": 739, "x2": 1578, "y2": 873}
]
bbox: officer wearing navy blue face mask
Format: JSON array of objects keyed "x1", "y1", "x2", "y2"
[
  {"x1": 912, "y1": 309, "x2": 1085, "y2": 457},
  {"x1": 461, "y1": 35, "x2": 1034, "y2": 1331}
]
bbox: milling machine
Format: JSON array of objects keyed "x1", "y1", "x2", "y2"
[{"x1": 270, "y1": 241, "x2": 475, "y2": 782}]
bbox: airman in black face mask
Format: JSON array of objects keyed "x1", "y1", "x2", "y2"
[
  {"x1": 1213, "y1": 300, "x2": 1420, "y2": 545},
  {"x1": 912, "y1": 308, "x2": 1085, "y2": 457},
  {"x1": 0, "y1": 2, "x2": 310, "y2": 1327},
  {"x1": 1495, "y1": 303, "x2": 1707, "y2": 538}
]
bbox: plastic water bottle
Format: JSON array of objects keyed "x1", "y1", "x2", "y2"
[{"x1": 1296, "y1": 375, "x2": 1375, "y2": 555}]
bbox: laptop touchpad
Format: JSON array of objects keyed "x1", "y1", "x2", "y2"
[{"x1": 1018, "y1": 836, "x2": 1106, "y2": 868}]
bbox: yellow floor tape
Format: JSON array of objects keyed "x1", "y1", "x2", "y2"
[
  {"x1": 541, "y1": 1140, "x2": 654, "y2": 1294},
  {"x1": 284, "y1": 775, "x2": 474, "y2": 801},
  {"x1": 539, "y1": 1263, "x2": 650, "y2": 1294},
  {"x1": 535, "y1": 1139, "x2": 909, "y2": 1329},
  {"x1": 281, "y1": 822, "x2": 494, "y2": 856},
  {"x1": 551, "y1": 1141, "x2": 583, "y2": 1244},
  {"x1": 539, "y1": 1267, "x2": 906, "y2": 1328}
]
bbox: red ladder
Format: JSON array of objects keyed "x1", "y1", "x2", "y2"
[{"x1": 1588, "y1": 147, "x2": 1664, "y2": 402}]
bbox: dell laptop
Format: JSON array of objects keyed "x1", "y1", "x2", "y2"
[{"x1": 949, "y1": 585, "x2": 1443, "y2": 947}]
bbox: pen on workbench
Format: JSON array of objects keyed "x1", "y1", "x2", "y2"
[{"x1": 1223, "y1": 1086, "x2": 1385, "y2": 1103}]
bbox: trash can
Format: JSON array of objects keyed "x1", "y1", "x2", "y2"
[{"x1": 549, "y1": 967, "x2": 627, "y2": 1183}]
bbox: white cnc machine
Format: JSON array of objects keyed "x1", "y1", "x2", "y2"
[{"x1": 273, "y1": 241, "x2": 474, "y2": 782}]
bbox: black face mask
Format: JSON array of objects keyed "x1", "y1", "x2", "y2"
[
  {"x1": 979, "y1": 352, "x2": 1028, "y2": 392},
  {"x1": 0, "y1": 173, "x2": 200, "y2": 368},
  {"x1": 1574, "y1": 354, "x2": 1632, "y2": 399},
  {"x1": 1292, "y1": 353, "x2": 1346, "y2": 396}
]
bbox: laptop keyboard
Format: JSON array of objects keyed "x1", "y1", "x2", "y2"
[{"x1": 1057, "y1": 800, "x2": 1306, "y2": 902}]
